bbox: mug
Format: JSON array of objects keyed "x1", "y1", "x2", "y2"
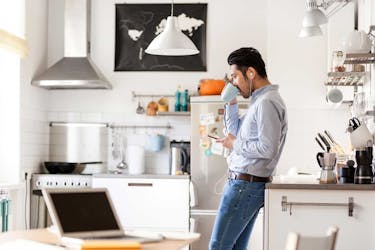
[
  {"x1": 350, "y1": 123, "x2": 374, "y2": 149},
  {"x1": 221, "y1": 83, "x2": 239, "y2": 103},
  {"x1": 326, "y1": 87, "x2": 343, "y2": 107},
  {"x1": 146, "y1": 134, "x2": 165, "y2": 152}
]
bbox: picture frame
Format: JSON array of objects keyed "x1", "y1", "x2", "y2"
[{"x1": 115, "y1": 3, "x2": 207, "y2": 71}]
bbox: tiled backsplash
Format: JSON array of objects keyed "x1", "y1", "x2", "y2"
[{"x1": 33, "y1": 112, "x2": 191, "y2": 174}]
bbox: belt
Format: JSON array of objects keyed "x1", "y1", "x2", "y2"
[{"x1": 228, "y1": 171, "x2": 271, "y2": 183}]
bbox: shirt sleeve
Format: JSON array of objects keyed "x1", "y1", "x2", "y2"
[
  {"x1": 233, "y1": 99, "x2": 282, "y2": 159},
  {"x1": 224, "y1": 103, "x2": 240, "y2": 136}
]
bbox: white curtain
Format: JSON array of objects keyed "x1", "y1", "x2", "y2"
[{"x1": 0, "y1": 0, "x2": 28, "y2": 57}]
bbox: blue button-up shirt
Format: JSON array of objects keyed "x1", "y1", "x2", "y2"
[{"x1": 224, "y1": 84, "x2": 287, "y2": 177}]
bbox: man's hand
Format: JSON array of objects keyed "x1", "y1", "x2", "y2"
[{"x1": 216, "y1": 133, "x2": 236, "y2": 150}]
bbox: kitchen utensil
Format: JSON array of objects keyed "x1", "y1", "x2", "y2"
[
  {"x1": 317, "y1": 133, "x2": 331, "y2": 152},
  {"x1": 116, "y1": 134, "x2": 128, "y2": 170},
  {"x1": 147, "y1": 101, "x2": 158, "y2": 116},
  {"x1": 220, "y1": 83, "x2": 239, "y2": 103},
  {"x1": 136, "y1": 98, "x2": 145, "y2": 114},
  {"x1": 354, "y1": 147, "x2": 373, "y2": 184},
  {"x1": 126, "y1": 145, "x2": 145, "y2": 174},
  {"x1": 316, "y1": 152, "x2": 337, "y2": 184},
  {"x1": 315, "y1": 137, "x2": 326, "y2": 151},
  {"x1": 44, "y1": 162, "x2": 84, "y2": 174},
  {"x1": 324, "y1": 130, "x2": 346, "y2": 154}
]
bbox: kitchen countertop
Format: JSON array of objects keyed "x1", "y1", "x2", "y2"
[
  {"x1": 93, "y1": 173, "x2": 190, "y2": 179},
  {"x1": 266, "y1": 183, "x2": 375, "y2": 190}
]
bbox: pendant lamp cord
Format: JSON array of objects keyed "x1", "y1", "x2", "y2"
[{"x1": 171, "y1": 0, "x2": 174, "y2": 16}]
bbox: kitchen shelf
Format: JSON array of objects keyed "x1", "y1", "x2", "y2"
[
  {"x1": 325, "y1": 72, "x2": 366, "y2": 86},
  {"x1": 156, "y1": 111, "x2": 190, "y2": 116},
  {"x1": 132, "y1": 91, "x2": 174, "y2": 100},
  {"x1": 344, "y1": 53, "x2": 375, "y2": 64},
  {"x1": 109, "y1": 123, "x2": 172, "y2": 129}
]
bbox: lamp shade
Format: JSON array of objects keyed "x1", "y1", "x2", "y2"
[
  {"x1": 302, "y1": 9, "x2": 328, "y2": 27},
  {"x1": 145, "y1": 16, "x2": 199, "y2": 56},
  {"x1": 299, "y1": 26, "x2": 323, "y2": 37}
]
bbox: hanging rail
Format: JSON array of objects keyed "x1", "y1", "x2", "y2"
[
  {"x1": 132, "y1": 91, "x2": 174, "y2": 101},
  {"x1": 109, "y1": 123, "x2": 172, "y2": 129}
]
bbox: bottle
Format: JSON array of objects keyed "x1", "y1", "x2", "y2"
[
  {"x1": 174, "y1": 86, "x2": 181, "y2": 112},
  {"x1": 181, "y1": 89, "x2": 189, "y2": 112}
]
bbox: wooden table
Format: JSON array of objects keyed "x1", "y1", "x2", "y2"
[{"x1": 0, "y1": 229, "x2": 199, "y2": 250}]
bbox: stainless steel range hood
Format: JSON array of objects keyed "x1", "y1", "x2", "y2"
[{"x1": 32, "y1": 0, "x2": 112, "y2": 89}]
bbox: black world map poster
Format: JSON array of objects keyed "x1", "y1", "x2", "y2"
[{"x1": 115, "y1": 4, "x2": 207, "y2": 71}]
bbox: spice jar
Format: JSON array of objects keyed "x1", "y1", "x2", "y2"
[{"x1": 332, "y1": 51, "x2": 346, "y2": 72}]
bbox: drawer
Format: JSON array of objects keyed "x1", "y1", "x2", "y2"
[{"x1": 93, "y1": 178, "x2": 190, "y2": 231}]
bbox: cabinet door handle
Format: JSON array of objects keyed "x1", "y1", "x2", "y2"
[
  {"x1": 281, "y1": 196, "x2": 354, "y2": 217},
  {"x1": 128, "y1": 183, "x2": 153, "y2": 187}
]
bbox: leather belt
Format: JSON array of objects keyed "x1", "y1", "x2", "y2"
[{"x1": 228, "y1": 171, "x2": 271, "y2": 183}]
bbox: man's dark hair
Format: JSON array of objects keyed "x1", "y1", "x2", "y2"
[{"x1": 227, "y1": 47, "x2": 267, "y2": 78}]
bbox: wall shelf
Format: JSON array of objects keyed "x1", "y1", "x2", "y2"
[
  {"x1": 344, "y1": 53, "x2": 375, "y2": 64},
  {"x1": 110, "y1": 123, "x2": 172, "y2": 129},
  {"x1": 156, "y1": 111, "x2": 190, "y2": 116},
  {"x1": 325, "y1": 72, "x2": 366, "y2": 86}
]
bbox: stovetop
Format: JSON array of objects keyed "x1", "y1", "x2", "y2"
[{"x1": 31, "y1": 174, "x2": 92, "y2": 190}]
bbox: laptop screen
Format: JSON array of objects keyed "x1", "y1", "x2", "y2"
[{"x1": 49, "y1": 191, "x2": 120, "y2": 233}]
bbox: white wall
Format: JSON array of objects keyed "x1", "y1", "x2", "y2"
[
  {"x1": 18, "y1": 0, "x2": 49, "y2": 230},
  {"x1": 30, "y1": 0, "x2": 361, "y2": 176},
  {"x1": 45, "y1": 0, "x2": 268, "y2": 173}
]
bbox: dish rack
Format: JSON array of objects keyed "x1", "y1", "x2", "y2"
[{"x1": 325, "y1": 72, "x2": 366, "y2": 86}]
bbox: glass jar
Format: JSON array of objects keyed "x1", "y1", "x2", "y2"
[{"x1": 332, "y1": 51, "x2": 346, "y2": 72}]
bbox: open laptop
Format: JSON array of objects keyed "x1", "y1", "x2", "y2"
[{"x1": 42, "y1": 188, "x2": 163, "y2": 243}]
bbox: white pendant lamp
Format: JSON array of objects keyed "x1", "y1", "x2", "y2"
[
  {"x1": 145, "y1": 0, "x2": 199, "y2": 56},
  {"x1": 302, "y1": 0, "x2": 328, "y2": 27},
  {"x1": 299, "y1": 25, "x2": 323, "y2": 38}
]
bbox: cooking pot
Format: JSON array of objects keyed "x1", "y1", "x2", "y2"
[{"x1": 198, "y1": 79, "x2": 225, "y2": 96}]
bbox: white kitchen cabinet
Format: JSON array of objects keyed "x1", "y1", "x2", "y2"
[
  {"x1": 265, "y1": 185, "x2": 375, "y2": 250},
  {"x1": 93, "y1": 176, "x2": 190, "y2": 232}
]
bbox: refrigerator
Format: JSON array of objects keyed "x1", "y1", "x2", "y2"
[{"x1": 190, "y1": 95, "x2": 249, "y2": 250}]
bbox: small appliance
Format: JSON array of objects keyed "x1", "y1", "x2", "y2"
[
  {"x1": 170, "y1": 141, "x2": 190, "y2": 175},
  {"x1": 316, "y1": 152, "x2": 337, "y2": 184},
  {"x1": 354, "y1": 147, "x2": 373, "y2": 184}
]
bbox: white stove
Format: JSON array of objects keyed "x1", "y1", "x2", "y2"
[{"x1": 30, "y1": 174, "x2": 93, "y2": 229}]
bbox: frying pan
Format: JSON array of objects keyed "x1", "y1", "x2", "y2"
[{"x1": 44, "y1": 162, "x2": 81, "y2": 174}]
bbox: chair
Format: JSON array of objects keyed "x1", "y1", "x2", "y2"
[{"x1": 285, "y1": 226, "x2": 339, "y2": 250}]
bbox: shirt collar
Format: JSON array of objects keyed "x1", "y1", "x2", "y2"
[{"x1": 251, "y1": 84, "x2": 278, "y2": 99}]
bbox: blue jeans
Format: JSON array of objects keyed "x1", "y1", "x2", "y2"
[{"x1": 209, "y1": 179, "x2": 265, "y2": 250}]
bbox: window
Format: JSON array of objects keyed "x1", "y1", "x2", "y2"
[{"x1": 0, "y1": 0, "x2": 27, "y2": 183}]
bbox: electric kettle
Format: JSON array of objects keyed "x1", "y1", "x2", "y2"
[{"x1": 170, "y1": 141, "x2": 190, "y2": 175}]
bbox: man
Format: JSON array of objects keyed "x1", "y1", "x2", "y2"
[{"x1": 209, "y1": 47, "x2": 288, "y2": 250}]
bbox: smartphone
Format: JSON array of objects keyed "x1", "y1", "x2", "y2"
[{"x1": 208, "y1": 134, "x2": 219, "y2": 140}]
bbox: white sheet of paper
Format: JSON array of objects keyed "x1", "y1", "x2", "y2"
[
  {"x1": 211, "y1": 139, "x2": 223, "y2": 155},
  {"x1": 199, "y1": 113, "x2": 215, "y2": 125}
]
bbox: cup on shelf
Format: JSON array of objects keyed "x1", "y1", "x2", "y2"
[{"x1": 326, "y1": 87, "x2": 343, "y2": 108}]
